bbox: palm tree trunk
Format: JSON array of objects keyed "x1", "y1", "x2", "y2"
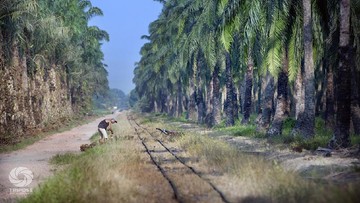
[
  {"x1": 267, "y1": 68, "x2": 288, "y2": 137},
  {"x1": 176, "y1": 79, "x2": 183, "y2": 117},
  {"x1": 292, "y1": 0, "x2": 315, "y2": 138},
  {"x1": 351, "y1": 57, "x2": 360, "y2": 135},
  {"x1": 315, "y1": 64, "x2": 326, "y2": 117},
  {"x1": 256, "y1": 71, "x2": 275, "y2": 133},
  {"x1": 302, "y1": 0, "x2": 316, "y2": 137},
  {"x1": 325, "y1": 64, "x2": 335, "y2": 129},
  {"x1": 212, "y1": 64, "x2": 222, "y2": 126},
  {"x1": 161, "y1": 92, "x2": 168, "y2": 113},
  {"x1": 205, "y1": 76, "x2": 213, "y2": 127},
  {"x1": 225, "y1": 51, "x2": 234, "y2": 126},
  {"x1": 206, "y1": 77, "x2": 212, "y2": 116},
  {"x1": 197, "y1": 87, "x2": 206, "y2": 124},
  {"x1": 233, "y1": 89, "x2": 239, "y2": 120},
  {"x1": 294, "y1": 66, "x2": 305, "y2": 119},
  {"x1": 196, "y1": 55, "x2": 206, "y2": 124},
  {"x1": 241, "y1": 54, "x2": 254, "y2": 124},
  {"x1": 188, "y1": 58, "x2": 198, "y2": 122},
  {"x1": 168, "y1": 96, "x2": 176, "y2": 117},
  {"x1": 329, "y1": 0, "x2": 352, "y2": 148}
]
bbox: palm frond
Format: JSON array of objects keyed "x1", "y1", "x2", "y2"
[
  {"x1": 221, "y1": 22, "x2": 234, "y2": 51},
  {"x1": 288, "y1": 14, "x2": 302, "y2": 82},
  {"x1": 86, "y1": 7, "x2": 103, "y2": 20}
]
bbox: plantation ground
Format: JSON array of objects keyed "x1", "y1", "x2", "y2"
[{"x1": 1, "y1": 111, "x2": 360, "y2": 202}]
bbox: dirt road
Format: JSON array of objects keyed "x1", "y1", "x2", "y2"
[{"x1": 0, "y1": 112, "x2": 119, "y2": 202}]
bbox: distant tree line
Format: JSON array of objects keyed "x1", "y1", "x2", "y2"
[
  {"x1": 93, "y1": 88, "x2": 129, "y2": 111},
  {"x1": 133, "y1": 0, "x2": 360, "y2": 148}
]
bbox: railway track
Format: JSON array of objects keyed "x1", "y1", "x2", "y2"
[{"x1": 127, "y1": 114, "x2": 230, "y2": 203}]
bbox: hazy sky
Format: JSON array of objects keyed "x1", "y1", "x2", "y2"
[{"x1": 89, "y1": 0, "x2": 163, "y2": 94}]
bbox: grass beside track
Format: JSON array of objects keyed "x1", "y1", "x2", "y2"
[{"x1": 21, "y1": 139, "x2": 176, "y2": 202}]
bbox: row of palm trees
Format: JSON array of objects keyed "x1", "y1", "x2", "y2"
[
  {"x1": 133, "y1": 0, "x2": 360, "y2": 148},
  {"x1": 0, "y1": 0, "x2": 109, "y2": 112}
]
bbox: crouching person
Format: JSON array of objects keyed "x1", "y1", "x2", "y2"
[{"x1": 98, "y1": 118, "x2": 117, "y2": 143}]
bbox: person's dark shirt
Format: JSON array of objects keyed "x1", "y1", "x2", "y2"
[{"x1": 98, "y1": 119, "x2": 109, "y2": 129}]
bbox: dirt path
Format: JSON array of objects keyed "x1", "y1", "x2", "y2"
[{"x1": 0, "y1": 112, "x2": 120, "y2": 202}]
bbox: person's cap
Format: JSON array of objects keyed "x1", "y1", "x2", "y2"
[{"x1": 111, "y1": 118, "x2": 117, "y2": 123}]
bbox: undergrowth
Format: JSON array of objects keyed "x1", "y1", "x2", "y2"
[
  {"x1": 210, "y1": 116, "x2": 359, "y2": 150},
  {"x1": 50, "y1": 153, "x2": 81, "y2": 165}
]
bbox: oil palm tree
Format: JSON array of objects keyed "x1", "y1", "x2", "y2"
[
  {"x1": 291, "y1": 0, "x2": 316, "y2": 138},
  {"x1": 328, "y1": 0, "x2": 352, "y2": 148}
]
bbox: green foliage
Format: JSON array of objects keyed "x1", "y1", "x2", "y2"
[
  {"x1": 133, "y1": 0, "x2": 360, "y2": 147},
  {"x1": 50, "y1": 153, "x2": 80, "y2": 165},
  {"x1": 136, "y1": 97, "x2": 154, "y2": 113},
  {"x1": 212, "y1": 116, "x2": 335, "y2": 151},
  {"x1": 128, "y1": 89, "x2": 139, "y2": 107},
  {"x1": 350, "y1": 134, "x2": 360, "y2": 145},
  {"x1": 215, "y1": 124, "x2": 257, "y2": 137},
  {"x1": 90, "y1": 132, "x2": 100, "y2": 142},
  {"x1": 282, "y1": 117, "x2": 296, "y2": 135},
  {"x1": 271, "y1": 117, "x2": 333, "y2": 150}
]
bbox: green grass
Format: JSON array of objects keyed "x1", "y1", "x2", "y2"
[
  {"x1": 273, "y1": 117, "x2": 335, "y2": 150},
  {"x1": 216, "y1": 124, "x2": 257, "y2": 136},
  {"x1": 351, "y1": 133, "x2": 360, "y2": 145},
  {"x1": 21, "y1": 151, "x2": 90, "y2": 202},
  {"x1": 50, "y1": 153, "x2": 81, "y2": 165},
  {"x1": 20, "y1": 143, "x2": 136, "y2": 203},
  {"x1": 210, "y1": 115, "x2": 360, "y2": 151},
  {"x1": 90, "y1": 131, "x2": 101, "y2": 142}
]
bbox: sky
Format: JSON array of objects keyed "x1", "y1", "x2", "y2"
[{"x1": 89, "y1": 0, "x2": 163, "y2": 94}]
